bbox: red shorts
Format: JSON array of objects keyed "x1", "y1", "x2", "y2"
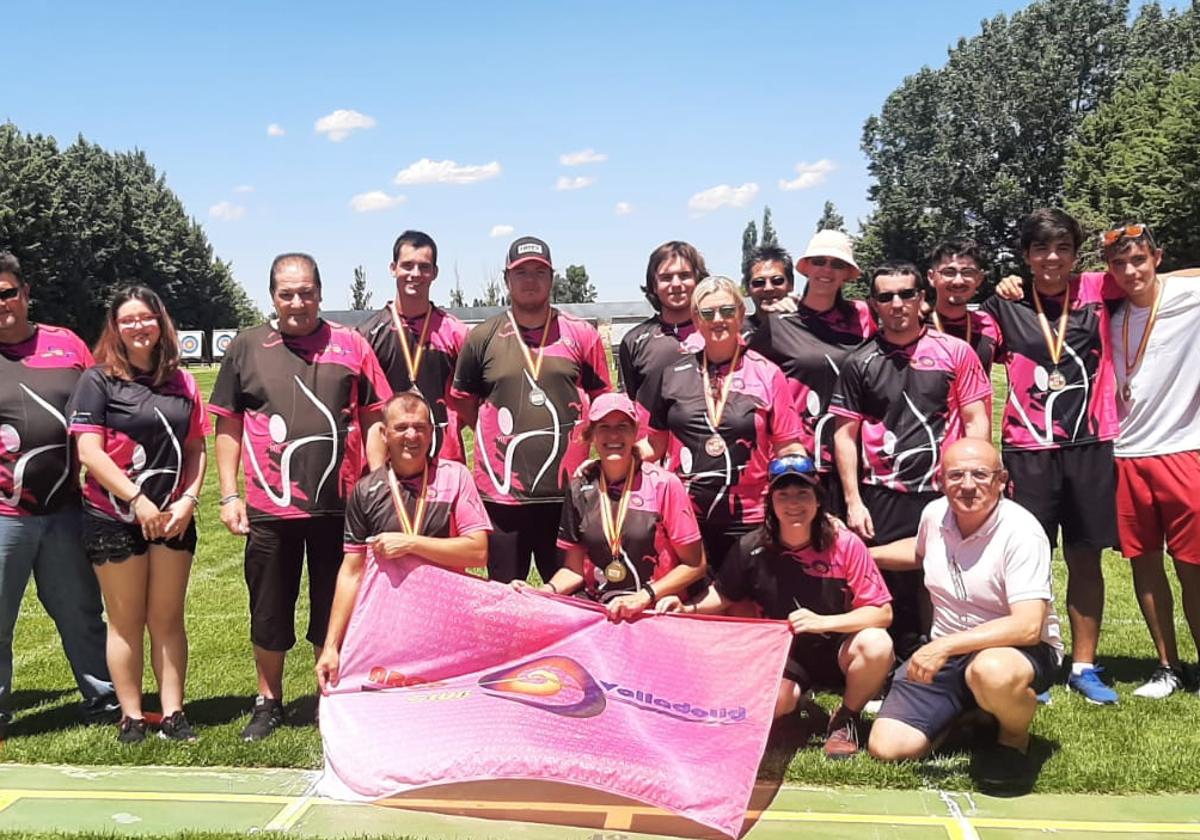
[{"x1": 1115, "y1": 451, "x2": 1200, "y2": 564}]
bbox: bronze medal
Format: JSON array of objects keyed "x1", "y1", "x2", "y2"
[
  {"x1": 1033, "y1": 286, "x2": 1071, "y2": 392},
  {"x1": 604, "y1": 559, "x2": 627, "y2": 583},
  {"x1": 704, "y1": 434, "x2": 727, "y2": 457},
  {"x1": 1047, "y1": 368, "x2": 1067, "y2": 392}
]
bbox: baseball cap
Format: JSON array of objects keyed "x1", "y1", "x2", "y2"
[
  {"x1": 767, "y1": 454, "x2": 820, "y2": 487},
  {"x1": 506, "y1": 236, "x2": 553, "y2": 270},
  {"x1": 798, "y1": 229, "x2": 860, "y2": 274},
  {"x1": 587, "y1": 392, "x2": 638, "y2": 425}
]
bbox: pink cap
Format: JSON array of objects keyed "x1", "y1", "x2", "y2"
[{"x1": 587, "y1": 392, "x2": 638, "y2": 424}]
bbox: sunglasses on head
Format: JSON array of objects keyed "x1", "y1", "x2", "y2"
[
  {"x1": 749, "y1": 275, "x2": 788, "y2": 290},
  {"x1": 697, "y1": 304, "x2": 739, "y2": 321},
  {"x1": 808, "y1": 256, "x2": 850, "y2": 270},
  {"x1": 1102, "y1": 224, "x2": 1149, "y2": 247},
  {"x1": 768, "y1": 454, "x2": 817, "y2": 479},
  {"x1": 0, "y1": 287, "x2": 22, "y2": 302},
  {"x1": 873, "y1": 288, "x2": 922, "y2": 304}
]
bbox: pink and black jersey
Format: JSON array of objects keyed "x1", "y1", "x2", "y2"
[
  {"x1": 343, "y1": 459, "x2": 491, "y2": 554},
  {"x1": 356, "y1": 304, "x2": 469, "y2": 463},
  {"x1": 932, "y1": 309, "x2": 1002, "y2": 374},
  {"x1": 717, "y1": 525, "x2": 891, "y2": 619},
  {"x1": 68, "y1": 367, "x2": 209, "y2": 522},
  {"x1": 982, "y1": 272, "x2": 1120, "y2": 450},
  {"x1": 557, "y1": 460, "x2": 702, "y2": 600},
  {"x1": 209, "y1": 320, "x2": 391, "y2": 521},
  {"x1": 0, "y1": 326, "x2": 94, "y2": 516},
  {"x1": 639, "y1": 348, "x2": 803, "y2": 525},
  {"x1": 451, "y1": 310, "x2": 611, "y2": 505},
  {"x1": 830, "y1": 329, "x2": 991, "y2": 493},
  {"x1": 746, "y1": 300, "x2": 876, "y2": 472},
  {"x1": 618, "y1": 316, "x2": 703, "y2": 399}
]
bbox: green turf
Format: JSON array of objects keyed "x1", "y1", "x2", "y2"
[{"x1": 3, "y1": 366, "x2": 1198, "y2": 796}]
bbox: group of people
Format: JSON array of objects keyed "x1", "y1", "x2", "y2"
[{"x1": 1, "y1": 207, "x2": 1195, "y2": 789}]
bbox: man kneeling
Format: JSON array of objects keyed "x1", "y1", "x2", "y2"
[{"x1": 868, "y1": 439, "x2": 1062, "y2": 786}]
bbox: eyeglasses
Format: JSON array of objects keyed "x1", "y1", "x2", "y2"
[
  {"x1": 0, "y1": 287, "x2": 22, "y2": 302},
  {"x1": 397, "y1": 261, "x2": 436, "y2": 275},
  {"x1": 749, "y1": 275, "x2": 788, "y2": 290},
  {"x1": 936, "y1": 267, "x2": 983, "y2": 281},
  {"x1": 943, "y1": 467, "x2": 1002, "y2": 485},
  {"x1": 1102, "y1": 224, "x2": 1149, "y2": 247},
  {"x1": 808, "y1": 256, "x2": 851, "y2": 270},
  {"x1": 116, "y1": 316, "x2": 159, "y2": 330},
  {"x1": 697, "y1": 304, "x2": 739, "y2": 321},
  {"x1": 872, "y1": 288, "x2": 922, "y2": 304},
  {"x1": 768, "y1": 454, "x2": 817, "y2": 479}
]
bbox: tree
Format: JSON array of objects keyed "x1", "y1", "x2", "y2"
[
  {"x1": 471, "y1": 269, "x2": 507, "y2": 307},
  {"x1": 552, "y1": 264, "x2": 597, "y2": 303},
  {"x1": 740, "y1": 219, "x2": 758, "y2": 274},
  {"x1": 448, "y1": 263, "x2": 466, "y2": 308},
  {"x1": 0, "y1": 122, "x2": 259, "y2": 341},
  {"x1": 349, "y1": 265, "x2": 372, "y2": 309},
  {"x1": 816, "y1": 201, "x2": 846, "y2": 233},
  {"x1": 760, "y1": 206, "x2": 778, "y2": 247}
]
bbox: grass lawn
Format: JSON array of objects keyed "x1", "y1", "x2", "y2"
[{"x1": 2, "y1": 366, "x2": 1198, "y2": 795}]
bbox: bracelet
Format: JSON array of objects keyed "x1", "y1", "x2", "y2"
[
  {"x1": 127, "y1": 489, "x2": 144, "y2": 506},
  {"x1": 546, "y1": 581, "x2": 559, "y2": 594},
  {"x1": 218, "y1": 494, "x2": 240, "y2": 507},
  {"x1": 181, "y1": 493, "x2": 201, "y2": 506},
  {"x1": 641, "y1": 581, "x2": 658, "y2": 605}
]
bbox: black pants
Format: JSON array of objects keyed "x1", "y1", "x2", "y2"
[{"x1": 484, "y1": 501, "x2": 562, "y2": 584}]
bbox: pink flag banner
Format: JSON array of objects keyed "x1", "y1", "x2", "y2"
[{"x1": 317, "y1": 556, "x2": 793, "y2": 838}]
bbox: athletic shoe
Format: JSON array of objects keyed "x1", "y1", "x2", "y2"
[
  {"x1": 974, "y1": 742, "x2": 1032, "y2": 790},
  {"x1": 117, "y1": 717, "x2": 147, "y2": 744},
  {"x1": 1067, "y1": 665, "x2": 1118, "y2": 704},
  {"x1": 241, "y1": 696, "x2": 284, "y2": 742},
  {"x1": 1133, "y1": 665, "x2": 1183, "y2": 699},
  {"x1": 1035, "y1": 689, "x2": 1052, "y2": 705},
  {"x1": 158, "y1": 710, "x2": 198, "y2": 742},
  {"x1": 823, "y1": 707, "x2": 862, "y2": 760}
]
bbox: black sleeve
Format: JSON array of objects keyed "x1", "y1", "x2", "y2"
[
  {"x1": 343, "y1": 478, "x2": 374, "y2": 546},
  {"x1": 66, "y1": 368, "x2": 109, "y2": 429},
  {"x1": 209, "y1": 336, "x2": 245, "y2": 414},
  {"x1": 636, "y1": 364, "x2": 669, "y2": 431},
  {"x1": 715, "y1": 535, "x2": 755, "y2": 603},
  {"x1": 452, "y1": 324, "x2": 487, "y2": 398},
  {"x1": 829, "y1": 352, "x2": 864, "y2": 416},
  {"x1": 618, "y1": 331, "x2": 639, "y2": 397},
  {"x1": 557, "y1": 480, "x2": 585, "y2": 546}
]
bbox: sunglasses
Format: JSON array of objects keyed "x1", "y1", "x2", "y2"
[
  {"x1": 808, "y1": 256, "x2": 850, "y2": 270},
  {"x1": 697, "y1": 304, "x2": 739, "y2": 322},
  {"x1": 749, "y1": 275, "x2": 788, "y2": 290},
  {"x1": 0, "y1": 287, "x2": 22, "y2": 302},
  {"x1": 873, "y1": 288, "x2": 922, "y2": 304},
  {"x1": 768, "y1": 454, "x2": 817, "y2": 479},
  {"x1": 1102, "y1": 224, "x2": 1149, "y2": 247}
]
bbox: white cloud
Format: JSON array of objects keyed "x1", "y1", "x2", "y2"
[
  {"x1": 233, "y1": 184, "x2": 254, "y2": 194},
  {"x1": 314, "y1": 109, "x2": 377, "y2": 142},
  {"x1": 555, "y1": 175, "x2": 596, "y2": 191},
  {"x1": 266, "y1": 123, "x2": 285, "y2": 137},
  {"x1": 614, "y1": 202, "x2": 634, "y2": 216},
  {"x1": 349, "y1": 191, "x2": 407, "y2": 213},
  {"x1": 559, "y1": 148, "x2": 608, "y2": 166},
  {"x1": 393, "y1": 158, "x2": 502, "y2": 186},
  {"x1": 687, "y1": 182, "x2": 760, "y2": 214},
  {"x1": 490, "y1": 224, "x2": 515, "y2": 238},
  {"x1": 209, "y1": 201, "x2": 246, "y2": 221},
  {"x1": 778, "y1": 159, "x2": 837, "y2": 191}
]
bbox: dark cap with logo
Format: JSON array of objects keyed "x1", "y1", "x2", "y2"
[{"x1": 506, "y1": 236, "x2": 553, "y2": 270}]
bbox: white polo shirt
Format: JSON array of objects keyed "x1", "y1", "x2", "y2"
[{"x1": 916, "y1": 497, "x2": 1063, "y2": 661}]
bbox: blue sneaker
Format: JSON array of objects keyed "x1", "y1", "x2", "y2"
[
  {"x1": 1035, "y1": 689, "x2": 1052, "y2": 705},
  {"x1": 1067, "y1": 665, "x2": 1118, "y2": 704}
]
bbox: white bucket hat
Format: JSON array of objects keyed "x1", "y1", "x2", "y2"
[{"x1": 797, "y1": 230, "x2": 860, "y2": 273}]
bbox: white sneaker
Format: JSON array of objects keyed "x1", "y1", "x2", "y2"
[{"x1": 1133, "y1": 665, "x2": 1183, "y2": 699}]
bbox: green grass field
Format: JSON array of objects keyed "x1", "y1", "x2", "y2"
[{"x1": 2, "y1": 366, "x2": 1198, "y2": 795}]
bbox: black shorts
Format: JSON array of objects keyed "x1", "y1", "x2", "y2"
[
  {"x1": 878, "y1": 642, "x2": 1060, "y2": 740},
  {"x1": 704, "y1": 517, "x2": 758, "y2": 576},
  {"x1": 861, "y1": 484, "x2": 938, "y2": 545},
  {"x1": 83, "y1": 513, "x2": 198, "y2": 565},
  {"x1": 485, "y1": 501, "x2": 561, "y2": 584},
  {"x1": 1005, "y1": 442, "x2": 1118, "y2": 550},
  {"x1": 785, "y1": 634, "x2": 847, "y2": 690},
  {"x1": 244, "y1": 516, "x2": 343, "y2": 651},
  {"x1": 861, "y1": 484, "x2": 936, "y2": 654}
]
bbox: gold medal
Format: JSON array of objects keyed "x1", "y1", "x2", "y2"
[
  {"x1": 700, "y1": 345, "x2": 741, "y2": 458},
  {"x1": 1047, "y1": 368, "x2": 1067, "y2": 392},
  {"x1": 604, "y1": 560, "x2": 627, "y2": 583},
  {"x1": 704, "y1": 434, "x2": 727, "y2": 457},
  {"x1": 597, "y1": 459, "x2": 637, "y2": 582},
  {"x1": 386, "y1": 462, "x2": 429, "y2": 538}
]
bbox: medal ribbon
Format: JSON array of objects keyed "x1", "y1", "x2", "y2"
[
  {"x1": 1032, "y1": 287, "x2": 1070, "y2": 367},
  {"x1": 598, "y1": 459, "x2": 637, "y2": 560},
  {"x1": 386, "y1": 463, "x2": 429, "y2": 537},
  {"x1": 389, "y1": 303, "x2": 433, "y2": 383},
  {"x1": 507, "y1": 308, "x2": 554, "y2": 384},
  {"x1": 931, "y1": 311, "x2": 972, "y2": 346},
  {"x1": 701, "y1": 344, "x2": 742, "y2": 433},
  {"x1": 1122, "y1": 279, "x2": 1164, "y2": 381}
]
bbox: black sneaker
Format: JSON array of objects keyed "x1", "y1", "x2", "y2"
[
  {"x1": 158, "y1": 710, "x2": 198, "y2": 742},
  {"x1": 241, "y1": 696, "x2": 284, "y2": 742},
  {"x1": 974, "y1": 742, "x2": 1032, "y2": 790},
  {"x1": 117, "y1": 717, "x2": 147, "y2": 744}
]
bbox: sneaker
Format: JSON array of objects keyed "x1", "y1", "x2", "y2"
[
  {"x1": 974, "y1": 742, "x2": 1032, "y2": 790},
  {"x1": 823, "y1": 707, "x2": 862, "y2": 760},
  {"x1": 1133, "y1": 665, "x2": 1183, "y2": 699},
  {"x1": 158, "y1": 710, "x2": 198, "y2": 742},
  {"x1": 241, "y1": 696, "x2": 284, "y2": 742},
  {"x1": 1035, "y1": 689, "x2": 1052, "y2": 705},
  {"x1": 1067, "y1": 665, "x2": 1118, "y2": 705},
  {"x1": 117, "y1": 717, "x2": 147, "y2": 744}
]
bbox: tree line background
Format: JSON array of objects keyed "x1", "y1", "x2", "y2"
[{"x1": 2, "y1": 0, "x2": 1197, "y2": 335}]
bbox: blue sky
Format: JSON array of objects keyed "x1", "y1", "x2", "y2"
[{"x1": 6, "y1": 0, "x2": 1059, "y2": 313}]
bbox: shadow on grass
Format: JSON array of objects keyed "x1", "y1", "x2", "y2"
[{"x1": 1061, "y1": 654, "x2": 1163, "y2": 685}]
